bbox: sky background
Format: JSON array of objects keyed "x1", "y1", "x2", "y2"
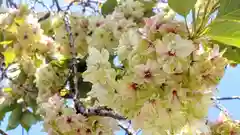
[{"x1": 1, "y1": 0, "x2": 240, "y2": 135}]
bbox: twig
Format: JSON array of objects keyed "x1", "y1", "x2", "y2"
[
  {"x1": 35, "y1": 0, "x2": 51, "y2": 12},
  {"x1": 0, "y1": 129, "x2": 7, "y2": 135},
  {"x1": 119, "y1": 124, "x2": 133, "y2": 135},
  {"x1": 213, "y1": 100, "x2": 232, "y2": 119},
  {"x1": 211, "y1": 96, "x2": 240, "y2": 101},
  {"x1": 65, "y1": 0, "x2": 77, "y2": 11},
  {"x1": 53, "y1": 0, "x2": 62, "y2": 12},
  {"x1": 38, "y1": 12, "x2": 51, "y2": 22},
  {"x1": 50, "y1": 0, "x2": 55, "y2": 9},
  {"x1": 6, "y1": 0, "x2": 17, "y2": 8}
]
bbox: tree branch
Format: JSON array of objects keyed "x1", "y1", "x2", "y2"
[
  {"x1": 63, "y1": 12, "x2": 79, "y2": 99},
  {"x1": 0, "y1": 129, "x2": 7, "y2": 135},
  {"x1": 74, "y1": 99, "x2": 127, "y2": 120}
]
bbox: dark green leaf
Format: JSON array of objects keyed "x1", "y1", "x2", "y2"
[
  {"x1": 20, "y1": 110, "x2": 37, "y2": 132},
  {"x1": 17, "y1": 70, "x2": 27, "y2": 84},
  {"x1": 217, "y1": 42, "x2": 240, "y2": 63},
  {"x1": 206, "y1": 20, "x2": 240, "y2": 48},
  {"x1": 168, "y1": 0, "x2": 197, "y2": 16},
  {"x1": 101, "y1": 0, "x2": 118, "y2": 16},
  {"x1": 33, "y1": 114, "x2": 42, "y2": 121},
  {"x1": 0, "y1": 101, "x2": 17, "y2": 122},
  {"x1": 26, "y1": 98, "x2": 38, "y2": 113},
  {"x1": 78, "y1": 77, "x2": 92, "y2": 98},
  {"x1": 7, "y1": 104, "x2": 22, "y2": 130},
  {"x1": 217, "y1": 0, "x2": 240, "y2": 20}
]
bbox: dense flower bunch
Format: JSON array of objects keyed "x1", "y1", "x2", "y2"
[
  {"x1": 0, "y1": 0, "x2": 238, "y2": 135},
  {"x1": 39, "y1": 94, "x2": 119, "y2": 135}
]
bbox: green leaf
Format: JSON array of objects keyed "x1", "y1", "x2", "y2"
[
  {"x1": 77, "y1": 77, "x2": 92, "y2": 98},
  {"x1": 3, "y1": 48, "x2": 16, "y2": 66},
  {"x1": 17, "y1": 71, "x2": 27, "y2": 84},
  {"x1": 33, "y1": 114, "x2": 42, "y2": 121},
  {"x1": 217, "y1": 0, "x2": 240, "y2": 20},
  {"x1": 20, "y1": 110, "x2": 37, "y2": 132},
  {"x1": 0, "y1": 40, "x2": 13, "y2": 45},
  {"x1": 218, "y1": 42, "x2": 240, "y2": 63},
  {"x1": 139, "y1": 0, "x2": 157, "y2": 17},
  {"x1": 7, "y1": 104, "x2": 22, "y2": 131},
  {"x1": 26, "y1": 97, "x2": 38, "y2": 113},
  {"x1": 101, "y1": 0, "x2": 118, "y2": 16},
  {"x1": 33, "y1": 55, "x2": 43, "y2": 68},
  {"x1": 79, "y1": 81, "x2": 92, "y2": 98},
  {"x1": 0, "y1": 101, "x2": 17, "y2": 122},
  {"x1": 206, "y1": 20, "x2": 240, "y2": 48},
  {"x1": 168, "y1": 0, "x2": 197, "y2": 17},
  {"x1": 2, "y1": 87, "x2": 12, "y2": 93}
]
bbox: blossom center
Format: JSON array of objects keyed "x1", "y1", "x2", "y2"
[
  {"x1": 144, "y1": 70, "x2": 152, "y2": 78},
  {"x1": 129, "y1": 82, "x2": 138, "y2": 90},
  {"x1": 66, "y1": 117, "x2": 72, "y2": 124},
  {"x1": 168, "y1": 50, "x2": 176, "y2": 56}
]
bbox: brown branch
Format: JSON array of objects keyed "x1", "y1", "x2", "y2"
[
  {"x1": 0, "y1": 129, "x2": 7, "y2": 135},
  {"x1": 74, "y1": 99, "x2": 127, "y2": 120}
]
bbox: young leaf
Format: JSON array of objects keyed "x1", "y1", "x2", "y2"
[
  {"x1": 60, "y1": 88, "x2": 69, "y2": 97},
  {"x1": 33, "y1": 55, "x2": 43, "y2": 68},
  {"x1": 2, "y1": 87, "x2": 12, "y2": 93},
  {"x1": 168, "y1": 0, "x2": 197, "y2": 17},
  {"x1": 0, "y1": 40, "x2": 13, "y2": 45},
  {"x1": 3, "y1": 48, "x2": 16, "y2": 66},
  {"x1": 101, "y1": 0, "x2": 117, "y2": 16},
  {"x1": 217, "y1": 0, "x2": 240, "y2": 20},
  {"x1": 20, "y1": 110, "x2": 37, "y2": 132},
  {"x1": 6, "y1": 105, "x2": 22, "y2": 131},
  {"x1": 206, "y1": 20, "x2": 240, "y2": 48}
]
